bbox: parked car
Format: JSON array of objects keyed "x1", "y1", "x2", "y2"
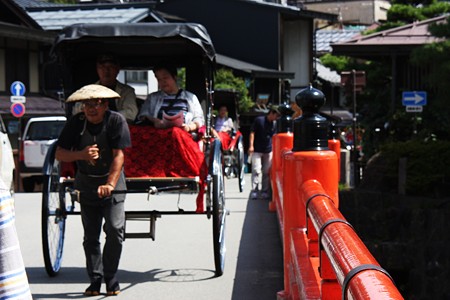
[
  {"x1": 20, "y1": 116, "x2": 66, "y2": 192},
  {"x1": 0, "y1": 114, "x2": 15, "y2": 193}
]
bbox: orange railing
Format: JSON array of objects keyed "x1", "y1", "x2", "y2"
[
  {"x1": 270, "y1": 86, "x2": 403, "y2": 299},
  {"x1": 271, "y1": 134, "x2": 404, "y2": 300}
]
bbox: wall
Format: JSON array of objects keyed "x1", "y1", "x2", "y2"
[
  {"x1": 158, "y1": 0, "x2": 281, "y2": 69},
  {"x1": 304, "y1": 0, "x2": 390, "y2": 25},
  {"x1": 283, "y1": 19, "x2": 312, "y2": 96}
]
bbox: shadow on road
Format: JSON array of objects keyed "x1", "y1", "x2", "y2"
[
  {"x1": 231, "y1": 195, "x2": 284, "y2": 300},
  {"x1": 27, "y1": 266, "x2": 217, "y2": 299}
]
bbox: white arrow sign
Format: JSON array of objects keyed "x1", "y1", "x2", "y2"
[
  {"x1": 404, "y1": 93, "x2": 423, "y2": 104},
  {"x1": 402, "y1": 91, "x2": 427, "y2": 106},
  {"x1": 10, "y1": 81, "x2": 26, "y2": 96}
]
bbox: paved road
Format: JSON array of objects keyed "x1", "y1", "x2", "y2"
[{"x1": 14, "y1": 174, "x2": 284, "y2": 299}]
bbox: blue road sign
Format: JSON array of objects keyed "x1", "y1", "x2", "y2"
[
  {"x1": 402, "y1": 91, "x2": 427, "y2": 106},
  {"x1": 10, "y1": 81, "x2": 26, "y2": 96}
]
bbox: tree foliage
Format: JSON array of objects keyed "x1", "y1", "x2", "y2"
[
  {"x1": 329, "y1": 0, "x2": 450, "y2": 160},
  {"x1": 375, "y1": 1, "x2": 450, "y2": 31},
  {"x1": 410, "y1": 16, "x2": 450, "y2": 137},
  {"x1": 319, "y1": 53, "x2": 350, "y2": 73},
  {"x1": 214, "y1": 68, "x2": 253, "y2": 112}
]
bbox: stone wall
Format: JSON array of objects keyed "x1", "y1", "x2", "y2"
[{"x1": 339, "y1": 190, "x2": 450, "y2": 300}]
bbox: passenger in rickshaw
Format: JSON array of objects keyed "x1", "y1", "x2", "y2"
[
  {"x1": 125, "y1": 63, "x2": 206, "y2": 180},
  {"x1": 137, "y1": 63, "x2": 204, "y2": 132},
  {"x1": 73, "y1": 53, "x2": 139, "y2": 123},
  {"x1": 212, "y1": 105, "x2": 240, "y2": 150}
]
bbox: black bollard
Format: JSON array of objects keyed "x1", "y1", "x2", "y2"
[
  {"x1": 276, "y1": 102, "x2": 295, "y2": 133},
  {"x1": 292, "y1": 85, "x2": 329, "y2": 151}
]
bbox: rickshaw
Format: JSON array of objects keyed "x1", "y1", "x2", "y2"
[
  {"x1": 41, "y1": 23, "x2": 227, "y2": 277},
  {"x1": 212, "y1": 89, "x2": 245, "y2": 192}
]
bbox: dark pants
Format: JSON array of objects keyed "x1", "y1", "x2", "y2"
[{"x1": 81, "y1": 200, "x2": 125, "y2": 283}]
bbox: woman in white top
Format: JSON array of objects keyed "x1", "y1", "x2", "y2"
[
  {"x1": 214, "y1": 105, "x2": 234, "y2": 133},
  {"x1": 137, "y1": 64, "x2": 204, "y2": 133}
]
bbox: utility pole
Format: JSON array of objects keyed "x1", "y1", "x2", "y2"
[{"x1": 341, "y1": 70, "x2": 365, "y2": 187}]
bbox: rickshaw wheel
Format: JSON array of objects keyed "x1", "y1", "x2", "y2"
[
  {"x1": 236, "y1": 135, "x2": 245, "y2": 193},
  {"x1": 42, "y1": 149, "x2": 66, "y2": 277},
  {"x1": 211, "y1": 140, "x2": 226, "y2": 277}
]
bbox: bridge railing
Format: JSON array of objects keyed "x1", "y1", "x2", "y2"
[{"x1": 271, "y1": 86, "x2": 404, "y2": 300}]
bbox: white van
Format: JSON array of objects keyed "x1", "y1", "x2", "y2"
[
  {"x1": 20, "y1": 116, "x2": 66, "y2": 192},
  {"x1": 0, "y1": 115, "x2": 15, "y2": 193}
]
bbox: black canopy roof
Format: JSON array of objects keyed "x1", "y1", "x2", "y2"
[{"x1": 51, "y1": 22, "x2": 216, "y2": 68}]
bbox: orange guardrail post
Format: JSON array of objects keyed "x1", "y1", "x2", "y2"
[
  {"x1": 277, "y1": 86, "x2": 403, "y2": 300},
  {"x1": 270, "y1": 132, "x2": 293, "y2": 217},
  {"x1": 279, "y1": 86, "x2": 339, "y2": 299},
  {"x1": 328, "y1": 138, "x2": 340, "y2": 181},
  {"x1": 270, "y1": 103, "x2": 295, "y2": 215}
]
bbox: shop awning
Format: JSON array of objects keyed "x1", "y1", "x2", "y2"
[{"x1": 216, "y1": 54, "x2": 295, "y2": 79}]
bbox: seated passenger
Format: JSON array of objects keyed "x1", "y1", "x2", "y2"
[
  {"x1": 125, "y1": 62, "x2": 206, "y2": 178},
  {"x1": 73, "y1": 53, "x2": 138, "y2": 123},
  {"x1": 137, "y1": 63, "x2": 204, "y2": 133},
  {"x1": 212, "y1": 105, "x2": 235, "y2": 150},
  {"x1": 214, "y1": 105, "x2": 234, "y2": 133},
  {"x1": 126, "y1": 63, "x2": 207, "y2": 212}
]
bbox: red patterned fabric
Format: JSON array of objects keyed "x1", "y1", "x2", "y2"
[{"x1": 124, "y1": 125, "x2": 207, "y2": 212}]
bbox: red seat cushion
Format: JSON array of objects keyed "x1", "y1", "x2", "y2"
[{"x1": 124, "y1": 125, "x2": 207, "y2": 212}]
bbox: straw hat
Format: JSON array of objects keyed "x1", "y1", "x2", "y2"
[{"x1": 66, "y1": 84, "x2": 120, "y2": 103}]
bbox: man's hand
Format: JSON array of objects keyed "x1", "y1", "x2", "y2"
[
  {"x1": 98, "y1": 183, "x2": 114, "y2": 198},
  {"x1": 81, "y1": 144, "x2": 100, "y2": 165}
]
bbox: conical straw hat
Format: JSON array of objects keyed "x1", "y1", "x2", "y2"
[{"x1": 66, "y1": 84, "x2": 120, "y2": 102}]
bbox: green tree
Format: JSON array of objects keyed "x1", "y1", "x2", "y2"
[
  {"x1": 319, "y1": 53, "x2": 350, "y2": 73},
  {"x1": 323, "y1": 1, "x2": 450, "y2": 158},
  {"x1": 378, "y1": 0, "x2": 450, "y2": 31},
  {"x1": 410, "y1": 16, "x2": 450, "y2": 138},
  {"x1": 214, "y1": 68, "x2": 253, "y2": 112}
]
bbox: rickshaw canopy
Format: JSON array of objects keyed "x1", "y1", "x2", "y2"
[
  {"x1": 51, "y1": 22, "x2": 216, "y2": 66},
  {"x1": 50, "y1": 22, "x2": 216, "y2": 103}
]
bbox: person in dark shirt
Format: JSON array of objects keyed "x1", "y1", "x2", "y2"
[
  {"x1": 55, "y1": 84, "x2": 131, "y2": 296},
  {"x1": 248, "y1": 106, "x2": 281, "y2": 199}
]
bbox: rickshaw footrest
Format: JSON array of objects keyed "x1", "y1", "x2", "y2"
[
  {"x1": 125, "y1": 232, "x2": 155, "y2": 239},
  {"x1": 124, "y1": 212, "x2": 161, "y2": 241}
]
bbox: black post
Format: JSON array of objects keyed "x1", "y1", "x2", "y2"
[
  {"x1": 276, "y1": 102, "x2": 294, "y2": 133},
  {"x1": 352, "y1": 70, "x2": 359, "y2": 187},
  {"x1": 292, "y1": 85, "x2": 329, "y2": 152}
]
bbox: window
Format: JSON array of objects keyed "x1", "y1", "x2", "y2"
[{"x1": 125, "y1": 70, "x2": 148, "y2": 83}]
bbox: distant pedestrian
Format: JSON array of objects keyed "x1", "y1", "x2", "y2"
[{"x1": 248, "y1": 105, "x2": 281, "y2": 199}]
